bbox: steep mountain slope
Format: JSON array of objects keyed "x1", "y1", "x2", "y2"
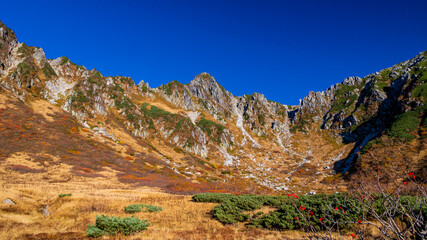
[
  {"x1": 0, "y1": 20, "x2": 425, "y2": 194},
  {"x1": 290, "y1": 52, "x2": 427, "y2": 182}
]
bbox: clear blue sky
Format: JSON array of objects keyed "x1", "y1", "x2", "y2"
[{"x1": 1, "y1": 0, "x2": 426, "y2": 105}]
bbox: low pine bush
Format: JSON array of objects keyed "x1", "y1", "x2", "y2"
[
  {"x1": 193, "y1": 192, "x2": 425, "y2": 232},
  {"x1": 193, "y1": 193, "x2": 286, "y2": 224},
  {"x1": 387, "y1": 111, "x2": 420, "y2": 141},
  {"x1": 196, "y1": 118, "x2": 225, "y2": 136},
  {"x1": 124, "y1": 204, "x2": 162, "y2": 213},
  {"x1": 192, "y1": 192, "x2": 235, "y2": 203},
  {"x1": 143, "y1": 204, "x2": 162, "y2": 212},
  {"x1": 86, "y1": 215, "x2": 150, "y2": 238},
  {"x1": 124, "y1": 204, "x2": 141, "y2": 213},
  {"x1": 212, "y1": 202, "x2": 250, "y2": 224},
  {"x1": 58, "y1": 193, "x2": 72, "y2": 198},
  {"x1": 226, "y1": 195, "x2": 263, "y2": 211},
  {"x1": 249, "y1": 194, "x2": 360, "y2": 230}
]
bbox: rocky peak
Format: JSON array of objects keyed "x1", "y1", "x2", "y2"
[
  {"x1": 48, "y1": 57, "x2": 88, "y2": 77},
  {"x1": 342, "y1": 76, "x2": 363, "y2": 86},
  {"x1": 0, "y1": 21, "x2": 18, "y2": 75},
  {"x1": 138, "y1": 79, "x2": 150, "y2": 89},
  {"x1": 0, "y1": 21, "x2": 18, "y2": 48},
  {"x1": 251, "y1": 92, "x2": 268, "y2": 105},
  {"x1": 188, "y1": 73, "x2": 232, "y2": 109}
]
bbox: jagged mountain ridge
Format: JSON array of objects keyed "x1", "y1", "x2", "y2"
[
  {"x1": 1, "y1": 20, "x2": 425, "y2": 193},
  {"x1": 289, "y1": 52, "x2": 426, "y2": 180}
]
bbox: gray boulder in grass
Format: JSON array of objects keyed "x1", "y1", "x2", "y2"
[
  {"x1": 4, "y1": 198, "x2": 16, "y2": 205},
  {"x1": 42, "y1": 205, "x2": 50, "y2": 216}
]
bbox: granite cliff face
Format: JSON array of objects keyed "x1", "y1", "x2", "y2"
[{"x1": 1, "y1": 20, "x2": 425, "y2": 192}]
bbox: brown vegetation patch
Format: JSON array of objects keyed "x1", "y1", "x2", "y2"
[{"x1": 7, "y1": 164, "x2": 47, "y2": 174}]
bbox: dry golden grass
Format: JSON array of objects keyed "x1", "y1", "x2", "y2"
[
  {"x1": 28, "y1": 100, "x2": 62, "y2": 122},
  {"x1": 0, "y1": 93, "x2": 15, "y2": 109},
  {"x1": 0, "y1": 155, "x2": 310, "y2": 240},
  {"x1": 132, "y1": 94, "x2": 187, "y2": 115}
]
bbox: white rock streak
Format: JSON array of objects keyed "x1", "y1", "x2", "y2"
[
  {"x1": 186, "y1": 111, "x2": 200, "y2": 124},
  {"x1": 232, "y1": 100, "x2": 260, "y2": 148},
  {"x1": 217, "y1": 146, "x2": 235, "y2": 166},
  {"x1": 45, "y1": 77, "x2": 77, "y2": 103},
  {"x1": 276, "y1": 133, "x2": 286, "y2": 150}
]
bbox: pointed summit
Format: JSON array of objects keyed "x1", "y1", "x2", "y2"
[
  {"x1": 0, "y1": 20, "x2": 19, "y2": 74},
  {"x1": 0, "y1": 20, "x2": 17, "y2": 42},
  {"x1": 188, "y1": 73, "x2": 231, "y2": 108},
  {"x1": 189, "y1": 72, "x2": 216, "y2": 85}
]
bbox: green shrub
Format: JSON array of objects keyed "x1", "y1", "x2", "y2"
[
  {"x1": 18, "y1": 62, "x2": 35, "y2": 76},
  {"x1": 193, "y1": 192, "x2": 425, "y2": 232},
  {"x1": 376, "y1": 81, "x2": 388, "y2": 90},
  {"x1": 330, "y1": 84, "x2": 358, "y2": 112},
  {"x1": 197, "y1": 118, "x2": 225, "y2": 142},
  {"x1": 331, "y1": 93, "x2": 358, "y2": 112},
  {"x1": 58, "y1": 193, "x2": 72, "y2": 198},
  {"x1": 212, "y1": 202, "x2": 250, "y2": 224},
  {"x1": 94, "y1": 71, "x2": 102, "y2": 79},
  {"x1": 415, "y1": 59, "x2": 427, "y2": 83},
  {"x1": 379, "y1": 69, "x2": 392, "y2": 81},
  {"x1": 124, "y1": 204, "x2": 142, "y2": 213},
  {"x1": 61, "y1": 56, "x2": 69, "y2": 65},
  {"x1": 227, "y1": 195, "x2": 263, "y2": 211},
  {"x1": 150, "y1": 106, "x2": 171, "y2": 118},
  {"x1": 193, "y1": 193, "x2": 285, "y2": 224},
  {"x1": 143, "y1": 204, "x2": 162, "y2": 212},
  {"x1": 289, "y1": 117, "x2": 310, "y2": 134},
  {"x1": 250, "y1": 205, "x2": 302, "y2": 230},
  {"x1": 86, "y1": 215, "x2": 150, "y2": 238},
  {"x1": 141, "y1": 85, "x2": 148, "y2": 93},
  {"x1": 141, "y1": 105, "x2": 173, "y2": 120},
  {"x1": 160, "y1": 81, "x2": 178, "y2": 95},
  {"x1": 141, "y1": 103, "x2": 149, "y2": 109},
  {"x1": 86, "y1": 225, "x2": 105, "y2": 238},
  {"x1": 71, "y1": 90, "x2": 88, "y2": 103},
  {"x1": 387, "y1": 111, "x2": 420, "y2": 141},
  {"x1": 110, "y1": 84, "x2": 125, "y2": 94},
  {"x1": 87, "y1": 77, "x2": 96, "y2": 84},
  {"x1": 17, "y1": 43, "x2": 34, "y2": 58},
  {"x1": 175, "y1": 117, "x2": 194, "y2": 132},
  {"x1": 192, "y1": 193, "x2": 284, "y2": 206},
  {"x1": 412, "y1": 82, "x2": 427, "y2": 101},
  {"x1": 42, "y1": 63, "x2": 57, "y2": 78},
  {"x1": 192, "y1": 193, "x2": 235, "y2": 203},
  {"x1": 115, "y1": 97, "x2": 135, "y2": 110},
  {"x1": 124, "y1": 204, "x2": 162, "y2": 213}
]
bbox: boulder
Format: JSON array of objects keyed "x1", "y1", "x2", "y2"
[
  {"x1": 42, "y1": 205, "x2": 50, "y2": 216},
  {"x1": 4, "y1": 198, "x2": 15, "y2": 205}
]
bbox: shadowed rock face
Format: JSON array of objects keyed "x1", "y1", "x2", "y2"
[
  {"x1": 0, "y1": 21, "x2": 18, "y2": 75},
  {"x1": 0, "y1": 19, "x2": 425, "y2": 191}
]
